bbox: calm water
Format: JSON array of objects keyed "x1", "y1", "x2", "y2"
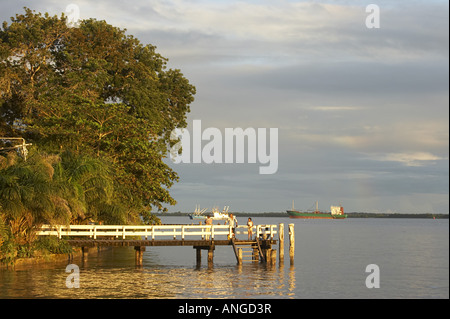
[{"x1": 0, "y1": 217, "x2": 448, "y2": 299}]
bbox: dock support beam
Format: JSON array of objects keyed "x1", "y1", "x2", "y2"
[
  {"x1": 208, "y1": 248, "x2": 214, "y2": 264},
  {"x1": 289, "y1": 223, "x2": 295, "y2": 265},
  {"x1": 82, "y1": 246, "x2": 89, "y2": 261},
  {"x1": 279, "y1": 223, "x2": 284, "y2": 264},
  {"x1": 196, "y1": 248, "x2": 202, "y2": 266},
  {"x1": 134, "y1": 246, "x2": 145, "y2": 266},
  {"x1": 270, "y1": 249, "x2": 277, "y2": 265},
  {"x1": 194, "y1": 245, "x2": 215, "y2": 266}
]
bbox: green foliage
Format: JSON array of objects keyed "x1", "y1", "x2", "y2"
[
  {"x1": 0, "y1": 7, "x2": 195, "y2": 265},
  {"x1": 34, "y1": 236, "x2": 73, "y2": 255},
  {"x1": 1, "y1": 9, "x2": 194, "y2": 208},
  {"x1": 0, "y1": 8, "x2": 195, "y2": 212},
  {"x1": 0, "y1": 150, "x2": 118, "y2": 264}
]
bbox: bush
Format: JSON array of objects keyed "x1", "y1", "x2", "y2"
[{"x1": 34, "y1": 236, "x2": 73, "y2": 255}]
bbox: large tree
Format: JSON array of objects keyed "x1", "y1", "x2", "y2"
[{"x1": 0, "y1": 8, "x2": 195, "y2": 219}]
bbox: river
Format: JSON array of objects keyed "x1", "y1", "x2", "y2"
[{"x1": 0, "y1": 217, "x2": 448, "y2": 299}]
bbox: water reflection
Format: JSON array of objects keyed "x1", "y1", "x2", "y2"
[
  {"x1": 0, "y1": 246, "x2": 297, "y2": 299},
  {"x1": 1, "y1": 218, "x2": 448, "y2": 298}
]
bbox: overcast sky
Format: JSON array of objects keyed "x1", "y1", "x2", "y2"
[{"x1": 1, "y1": 0, "x2": 448, "y2": 214}]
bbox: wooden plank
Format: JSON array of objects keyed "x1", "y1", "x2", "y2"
[
  {"x1": 66, "y1": 239, "x2": 233, "y2": 247},
  {"x1": 230, "y1": 238, "x2": 239, "y2": 263},
  {"x1": 255, "y1": 238, "x2": 265, "y2": 263}
]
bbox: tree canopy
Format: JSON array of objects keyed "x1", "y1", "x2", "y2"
[{"x1": 0, "y1": 8, "x2": 195, "y2": 227}]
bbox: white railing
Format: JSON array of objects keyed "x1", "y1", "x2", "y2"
[{"x1": 36, "y1": 224, "x2": 277, "y2": 241}]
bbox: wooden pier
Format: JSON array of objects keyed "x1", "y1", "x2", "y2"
[{"x1": 36, "y1": 223, "x2": 294, "y2": 266}]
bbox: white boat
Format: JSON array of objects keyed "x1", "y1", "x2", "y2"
[
  {"x1": 210, "y1": 206, "x2": 230, "y2": 220},
  {"x1": 188, "y1": 205, "x2": 230, "y2": 220}
]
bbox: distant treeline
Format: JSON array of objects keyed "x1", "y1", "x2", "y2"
[
  {"x1": 159, "y1": 212, "x2": 449, "y2": 219},
  {"x1": 346, "y1": 213, "x2": 449, "y2": 219}
]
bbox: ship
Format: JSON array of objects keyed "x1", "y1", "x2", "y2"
[
  {"x1": 287, "y1": 201, "x2": 347, "y2": 219},
  {"x1": 188, "y1": 205, "x2": 230, "y2": 221},
  {"x1": 188, "y1": 205, "x2": 208, "y2": 220}
]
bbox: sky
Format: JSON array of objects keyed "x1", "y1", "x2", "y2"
[{"x1": 1, "y1": 0, "x2": 448, "y2": 214}]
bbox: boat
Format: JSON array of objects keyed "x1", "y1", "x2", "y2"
[
  {"x1": 287, "y1": 201, "x2": 347, "y2": 219},
  {"x1": 188, "y1": 205, "x2": 231, "y2": 221},
  {"x1": 209, "y1": 206, "x2": 230, "y2": 220},
  {"x1": 188, "y1": 205, "x2": 208, "y2": 220}
]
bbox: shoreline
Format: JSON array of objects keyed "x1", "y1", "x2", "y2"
[
  {"x1": 0, "y1": 247, "x2": 105, "y2": 270},
  {"x1": 157, "y1": 212, "x2": 449, "y2": 219}
]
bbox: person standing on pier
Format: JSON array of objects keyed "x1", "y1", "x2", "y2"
[
  {"x1": 247, "y1": 218, "x2": 254, "y2": 240},
  {"x1": 227, "y1": 213, "x2": 238, "y2": 238},
  {"x1": 205, "y1": 215, "x2": 213, "y2": 240}
]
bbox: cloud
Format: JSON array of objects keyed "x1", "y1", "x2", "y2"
[
  {"x1": 370, "y1": 152, "x2": 447, "y2": 167},
  {"x1": 1, "y1": 0, "x2": 448, "y2": 214}
]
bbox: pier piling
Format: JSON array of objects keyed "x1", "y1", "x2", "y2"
[
  {"x1": 279, "y1": 223, "x2": 284, "y2": 263},
  {"x1": 207, "y1": 247, "x2": 214, "y2": 264},
  {"x1": 81, "y1": 246, "x2": 89, "y2": 261},
  {"x1": 196, "y1": 248, "x2": 202, "y2": 266},
  {"x1": 270, "y1": 249, "x2": 277, "y2": 265},
  {"x1": 288, "y1": 223, "x2": 295, "y2": 265},
  {"x1": 237, "y1": 248, "x2": 243, "y2": 265},
  {"x1": 134, "y1": 246, "x2": 145, "y2": 266}
]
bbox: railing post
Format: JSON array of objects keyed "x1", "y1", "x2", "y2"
[
  {"x1": 122, "y1": 226, "x2": 126, "y2": 239},
  {"x1": 93, "y1": 226, "x2": 97, "y2": 239},
  {"x1": 181, "y1": 226, "x2": 185, "y2": 240}
]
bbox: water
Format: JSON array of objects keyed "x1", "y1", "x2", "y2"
[{"x1": 0, "y1": 217, "x2": 448, "y2": 299}]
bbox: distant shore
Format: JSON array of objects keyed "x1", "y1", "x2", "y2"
[{"x1": 158, "y1": 212, "x2": 449, "y2": 219}]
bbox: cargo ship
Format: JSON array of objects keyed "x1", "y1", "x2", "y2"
[{"x1": 287, "y1": 201, "x2": 347, "y2": 219}]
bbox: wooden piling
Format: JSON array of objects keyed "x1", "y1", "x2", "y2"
[
  {"x1": 237, "y1": 248, "x2": 243, "y2": 265},
  {"x1": 279, "y1": 223, "x2": 284, "y2": 263},
  {"x1": 288, "y1": 223, "x2": 295, "y2": 265},
  {"x1": 134, "y1": 246, "x2": 145, "y2": 266},
  {"x1": 270, "y1": 249, "x2": 277, "y2": 265},
  {"x1": 196, "y1": 248, "x2": 202, "y2": 266},
  {"x1": 207, "y1": 248, "x2": 214, "y2": 264},
  {"x1": 265, "y1": 248, "x2": 272, "y2": 263},
  {"x1": 82, "y1": 246, "x2": 89, "y2": 260}
]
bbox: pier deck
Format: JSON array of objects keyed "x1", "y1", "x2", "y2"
[{"x1": 36, "y1": 223, "x2": 293, "y2": 266}]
